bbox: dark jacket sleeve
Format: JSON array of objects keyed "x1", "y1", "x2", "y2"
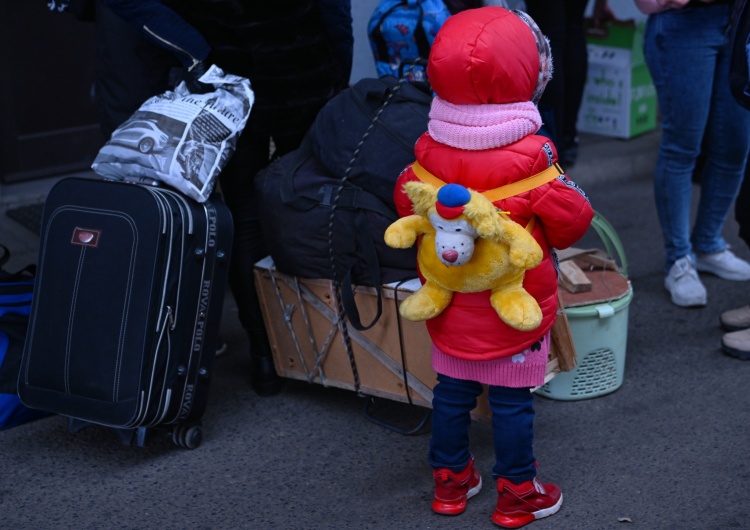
[
  {"x1": 442, "y1": 0, "x2": 482, "y2": 14},
  {"x1": 729, "y1": 0, "x2": 750, "y2": 109},
  {"x1": 103, "y1": 0, "x2": 211, "y2": 68},
  {"x1": 315, "y1": 0, "x2": 354, "y2": 86}
]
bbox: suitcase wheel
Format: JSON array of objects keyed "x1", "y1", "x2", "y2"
[{"x1": 171, "y1": 423, "x2": 203, "y2": 449}]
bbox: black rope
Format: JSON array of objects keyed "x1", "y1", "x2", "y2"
[
  {"x1": 394, "y1": 279, "x2": 412, "y2": 405},
  {"x1": 361, "y1": 278, "x2": 431, "y2": 436},
  {"x1": 327, "y1": 78, "x2": 408, "y2": 396},
  {"x1": 362, "y1": 396, "x2": 431, "y2": 436}
]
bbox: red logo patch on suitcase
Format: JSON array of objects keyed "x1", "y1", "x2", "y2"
[{"x1": 71, "y1": 227, "x2": 101, "y2": 247}]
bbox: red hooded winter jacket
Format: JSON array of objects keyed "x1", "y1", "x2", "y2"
[{"x1": 394, "y1": 8, "x2": 594, "y2": 361}]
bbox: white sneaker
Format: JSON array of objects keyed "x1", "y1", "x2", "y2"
[
  {"x1": 664, "y1": 256, "x2": 707, "y2": 307},
  {"x1": 695, "y1": 249, "x2": 750, "y2": 281}
]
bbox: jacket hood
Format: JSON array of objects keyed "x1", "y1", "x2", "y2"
[{"x1": 426, "y1": 7, "x2": 551, "y2": 105}]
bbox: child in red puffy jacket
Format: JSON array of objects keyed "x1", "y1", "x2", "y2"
[{"x1": 392, "y1": 7, "x2": 594, "y2": 528}]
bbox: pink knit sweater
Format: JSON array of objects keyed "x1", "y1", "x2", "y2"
[{"x1": 432, "y1": 332, "x2": 550, "y2": 388}]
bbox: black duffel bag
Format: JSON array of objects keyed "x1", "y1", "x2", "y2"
[
  {"x1": 255, "y1": 138, "x2": 417, "y2": 288},
  {"x1": 255, "y1": 72, "x2": 430, "y2": 329},
  {"x1": 308, "y1": 74, "x2": 432, "y2": 210}
]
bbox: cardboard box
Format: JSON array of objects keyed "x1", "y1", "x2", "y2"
[
  {"x1": 254, "y1": 257, "x2": 563, "y2": 421},
  {"x1": 576, "y1": 20, "x2": 658, "y2": 139}
]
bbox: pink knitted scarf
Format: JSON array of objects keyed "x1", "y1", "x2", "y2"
[{"x1": 427, "y1": 97, "x2": 542, "y2": 151}]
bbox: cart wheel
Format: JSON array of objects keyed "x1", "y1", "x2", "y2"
[{"x1": 172, "y1": 424, "x2": 203, "y2": 449}]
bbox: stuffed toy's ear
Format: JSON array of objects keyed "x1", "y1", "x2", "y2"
[
  {"x1": 463, "y1": 190, "x2": 504, "y2": 240},
  {"x1": 462, "y1": 192, "x2": 542, "y2": 269},
  {"x1": 404, "y1": 181, "x2": 438, "y2": 217}
]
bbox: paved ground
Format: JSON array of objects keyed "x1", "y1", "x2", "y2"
[{"x1": 2, "y1": 129, "x2": 750, "y2": 530}]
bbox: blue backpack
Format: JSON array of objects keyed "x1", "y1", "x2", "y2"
[
  {"x1": 367, "y1": 0, "x2": 451, "y2": 80},
  {"x1": 0, "y1": 246, "x2": 51, "y2": 430}
]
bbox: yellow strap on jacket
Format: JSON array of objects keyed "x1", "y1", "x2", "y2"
[{"x1": 410, "y1": 161, "x2": 564, "y2": 202}]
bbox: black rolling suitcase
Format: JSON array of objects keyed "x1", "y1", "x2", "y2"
[{"x1": 18, "y1": 177, "x2": 233, "y2": 448}]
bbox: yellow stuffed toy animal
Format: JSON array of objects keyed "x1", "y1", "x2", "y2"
[{"x1": 384, "y1": 181, "x2": 543, "y2": 331}]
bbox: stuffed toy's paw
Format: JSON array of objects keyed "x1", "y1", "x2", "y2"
[
  {"x1": 399, "y1": 281, "x2": 453, "y2": 321},
  {"x1": 384, "y1": 215, "x2": 432, "y2": 249},
  {"x1": 503, "y1": 221, "x2": 543, "y2": 270},
  {"x1": 490, "y1": 287, "x2": 543, "y2": 331}
]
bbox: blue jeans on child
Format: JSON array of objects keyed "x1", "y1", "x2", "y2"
[
  {"x1": 429, "y1": 373, "x2": 537, "y2": 483},
  {"x1": 643, "y1": 3, "x2": 750, "y2": 271}
]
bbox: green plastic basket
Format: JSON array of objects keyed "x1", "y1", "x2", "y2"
[{"x1": 536, "y1": 212, "x2": 633, "y2": 401}]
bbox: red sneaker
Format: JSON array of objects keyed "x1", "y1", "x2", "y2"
[
  {"x1": 432, "y1": 457, "x2": 482, "y2": 515},
  {"x1": 491, "y1": 477, "x2": 562, "y2": 528}
]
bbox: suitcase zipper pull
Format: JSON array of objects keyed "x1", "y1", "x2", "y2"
[{"x1": 166, "y1": 305, "x2": 175, "y2": 330}]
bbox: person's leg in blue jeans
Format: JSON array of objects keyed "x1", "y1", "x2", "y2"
[
  {"x1": 692, "y1": 41, "x2": 750, "y2": 255},
  {"x1": 429, "y1": 373, "x2": 482, "y2": 471},
  {"x1": 647, "y1": 6, "x2": 750, "y2": 266},
  {"x1": 646, "y1": 7, "x2": 718, "y2": 269},
  {"x1": 644, "y1": 5, "x2": 750, "y2": 307},
  {"x1": 429, "y1": 376, "x2": 537, "y2": 480},
  {"x1": 488, "y1": 385, "x2": 537, "y2": 483},
  {"x1": 486, "y1": 384, "x2": 563, "y2": 527},
  {"x1": 429, "y1": 373, "x2": 483, "y2": 516},
  {"x1": 429, "y1": 374, "x2": 561, "y2": 523}
]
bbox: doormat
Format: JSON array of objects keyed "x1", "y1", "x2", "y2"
[{"x1": 5, "y1": 202, "x2": 44, "y2": 236}]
